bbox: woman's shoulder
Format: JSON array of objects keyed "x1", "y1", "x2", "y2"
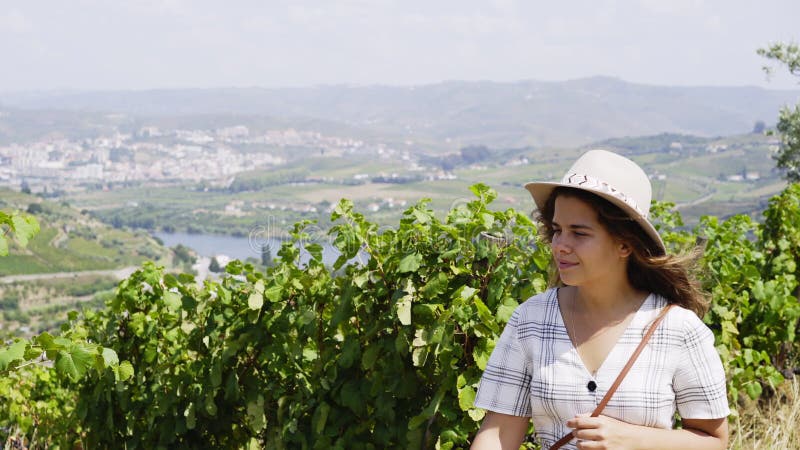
[{"x1": 652, "y1": 295, "x2": 713, "y2": 335}]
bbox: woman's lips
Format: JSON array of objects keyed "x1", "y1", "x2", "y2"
[{"x1": 557, "y1": 260, "x2": 578, "y2": 270}]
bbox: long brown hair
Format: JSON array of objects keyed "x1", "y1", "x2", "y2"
[{"x1": 537, "y1": 186, "x2": 709, "y2": 318}]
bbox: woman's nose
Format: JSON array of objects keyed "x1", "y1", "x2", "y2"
[{"x1": 551, "y1": 234, "x2": 571, "y2": 254}]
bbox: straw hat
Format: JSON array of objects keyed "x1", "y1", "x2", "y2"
[{"x1": 524, "y1": 149, "x2": 665, "y2": 254}]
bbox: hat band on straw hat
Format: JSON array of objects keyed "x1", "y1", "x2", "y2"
[{"x1": 563, "y1": 172, "x2": 647, "y2": 219}]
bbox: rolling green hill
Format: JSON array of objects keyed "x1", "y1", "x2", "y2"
[{"x1": 0, "y1": 189, "x2": 170, "y2": 276}]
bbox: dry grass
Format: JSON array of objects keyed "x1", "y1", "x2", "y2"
[{"x1": 730, "y1": 377, "x2": 800, "y2": 449}]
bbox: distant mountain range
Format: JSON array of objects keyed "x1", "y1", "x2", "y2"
[{"x1": 2, "y1": 77, "x2": 799, "y2": 147}]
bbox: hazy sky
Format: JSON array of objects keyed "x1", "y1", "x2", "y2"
[{"x1": 1, "y1": 0, "x2": 799, "y2": 91}]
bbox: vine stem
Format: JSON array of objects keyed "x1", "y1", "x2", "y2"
[
  {"x1": 479, "y1": 247, "x2": 507, "y2": 300},
  {"x1": 2, "y1": 357, "x2": 44, "y2": 375}
]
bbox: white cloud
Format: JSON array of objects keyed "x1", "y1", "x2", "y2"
[
  {"x1": 704, "y1": 15, "x2": 723, "y2": 32},
  {"x1": 0, "y1": 10, "x2": 33, "y2": 33},
  {"x1": 639, "y1": 0, "x2": 706, "y2": 16},
  {"x1": 123, "y1": 0, "x2": 192, "y2": 17}
]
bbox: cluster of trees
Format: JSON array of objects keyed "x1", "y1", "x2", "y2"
[
  {"x1": 227, "y1": 168, "x2": 309, "y2": 193},
  {"x1": 370, "y1": 174, "x2": 424, "y2": 184},
  {"x1": 595, "y1": 133, "x2": 710, "y2": 156},
  {"x1": 426, "y1": 145, "x2": 493, "y2": 172},
  {"x1": 0, "y1": 182, "x2": 798, "y2": 448}
]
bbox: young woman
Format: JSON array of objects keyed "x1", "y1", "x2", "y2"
[{"x1": 471, "y1": 150, "x2": 729, "y2": 450}]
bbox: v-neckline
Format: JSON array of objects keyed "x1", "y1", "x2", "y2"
[{"x1": 554, "y1": 288, "x2": 652, "y2": 379}]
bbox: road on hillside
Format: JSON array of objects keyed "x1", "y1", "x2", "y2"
[
  {"x1": 675, "y1": 192, "x2": 715, "y2": 210},
  {"x1": 0, "y1": 266, "x2": 138, "y2": 284}
]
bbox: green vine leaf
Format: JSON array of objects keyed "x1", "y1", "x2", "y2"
[
  {"x1": 398, "y1": 252, "x2": 422, "y2": 273},
  {"x1": 457, "y1": 385, "x2": 476, "y2": 411},
  {"x1": 164, "y1": 291, "x2": 182, "y2": 312},
  {"x1": 101, "y1": 348, "x2": 119, "y2": 368},
  {"x1": 246, "y1": 396, "x2": 266, "y2": 433},
  {"x1": 10, "y1": 214, "x2": 40, "y2": 247},
  {"x1": 397, "y1": 295, "x2": 412, "y2": 325},
  {"x1": 55, "y1": 346, "x2": 95, "y2": 381},
  {"x1": 0, "y1": 340, "x2": 28, "y2": 371},
  {"x1": 117, "y1": 361, "x2": 134, "y2": 381}
]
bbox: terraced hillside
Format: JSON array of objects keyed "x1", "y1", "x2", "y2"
[{"x1": 0, "y1": 189, "x2": 169, "y2": 276}]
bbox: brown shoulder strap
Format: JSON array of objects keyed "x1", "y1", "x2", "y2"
[{"x1": 549, "y1": 304, "x2": 675, "y2": 450}]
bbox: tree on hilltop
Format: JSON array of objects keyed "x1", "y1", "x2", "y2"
[
  {"x1": 209, "y1": 256, "x2": 222, "y2": 273},
  {"x1": 758, "y1": 42, "x2": 800, "y2": 182},
  {"x1": 260, "y1": 243, "x2": 273, "y2": 267}
]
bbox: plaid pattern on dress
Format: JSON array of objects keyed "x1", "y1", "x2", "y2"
[{"x1": 474, "y1": 288, "x2": 730, "y2": 449}]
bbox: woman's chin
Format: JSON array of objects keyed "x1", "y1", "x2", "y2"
[{"x1": 558, "y1": 273, "x2": 581, "y2": 286}]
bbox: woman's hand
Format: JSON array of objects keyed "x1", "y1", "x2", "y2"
[
  {"x1": 566, "y1": 413, "x2": 640, "y2": 450},
  {"x1": 566, "y1": 413, "x2": 728, "y2": 450}
]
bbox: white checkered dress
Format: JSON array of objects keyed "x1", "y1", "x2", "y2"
[{"x1": 474, "y1": 288, "x2": 730, "y2": 449}]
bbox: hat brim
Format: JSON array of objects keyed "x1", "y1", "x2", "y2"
[{"x1": 524, "y1": 181, "x2": 666, "y2": 254}]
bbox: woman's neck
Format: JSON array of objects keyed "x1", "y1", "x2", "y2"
[{"x1": 572, "y1": 280, "x2": 647, "y2": 317}]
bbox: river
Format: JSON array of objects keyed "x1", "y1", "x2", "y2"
[{"x1": 152, "y1": 232, "x2": 350, "y2": 267}]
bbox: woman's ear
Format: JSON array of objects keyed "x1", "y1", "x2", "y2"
[{"x1": 618, "y1": 241, "x2": 632, "y2": 258}]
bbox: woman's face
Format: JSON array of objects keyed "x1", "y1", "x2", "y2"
[{"x1": 550, "y1": 195, "x2": 630, "y2": 287}]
